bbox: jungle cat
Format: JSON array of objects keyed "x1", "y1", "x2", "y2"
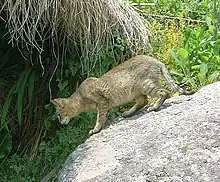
[{"x1": 51, "y1": 55, "x2": 194, "y2": 135}]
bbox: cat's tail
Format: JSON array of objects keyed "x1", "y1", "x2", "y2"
[{"x1": 161, "y1": 64, "x2": 194, "y2": 95}]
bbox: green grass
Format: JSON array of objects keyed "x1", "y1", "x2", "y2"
[{"x1": 0, "y1": 111, "x2": 95, "y2": 181}]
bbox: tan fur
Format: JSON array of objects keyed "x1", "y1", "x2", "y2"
[{"x1": 51, "y1": 55, "x2": 194, "y2": 135}]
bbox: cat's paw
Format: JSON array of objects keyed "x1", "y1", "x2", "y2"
[
  {"x1": 89, "y1": 129, "x2": 95, "y2": 135},
  {"x1": 122, "y1": 111, "x2": 132, "y2": 118},
  {"x1": 147, "y1": 106, "x2": 157, "y2": 112},
  {"x1": 89, "y1": 128, "x2": 101, "y2": 135}
]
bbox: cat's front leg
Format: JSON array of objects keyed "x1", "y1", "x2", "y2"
[{"x1": 89, "y1": 102, "x2": 109, "y2": 135}]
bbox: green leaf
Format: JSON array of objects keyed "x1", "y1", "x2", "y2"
[
  {"x1": 209, "y1": 25, "x2": 214, "y2": 33},
  {"x1": 0, "y1": 128, "x2": 12, "y2": 159},
  {"x1": 205, "y1": 16, "x2": 212, "y2": 27},
  {"x1": 213, "y1": 42, "x2": 220, "y2": 55},
  {"x1": 178, "y1": 48, "x2": 189, "y2": 59},
  {"x1": 14, "y1": 70, "x2": 26, "y2": 94},
  {"x1": 200, "y1": 62, "x2": 208, "y2": 74},
  {"x1": 210, "y1": 41, "x2": 216, "y2": 46},
  {"x1": 191, "y1": 65, "x2": 201, "y2": 70},
  {"x1": 195, "y1": 29, "x2": 201, "y2": 38},
  {"x1": 27, "y1": 71, "x2": 35, "y2": 107},
  {"x1": 198, "y1": 63, "x2": 208, "y2": 86},
  {"x1": 16, "y1": 69, "x2": 32, "y2": 126},
  {"x1": 170, "y1": 49, "x2": 178, "y2": 61},
  {"x1": 1, "y1": 84, "x2": 16, "y2": 130},
  {"x1": 170, "y1": 69, "x2": 184, "y2": 77}
]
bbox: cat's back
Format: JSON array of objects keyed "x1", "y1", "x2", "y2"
[
  {"x1": 100, "y1": 55, "x2": 160, "y2": 80},
  {"x1": 76, "y1": 77, "x2": 100, "y2": 96}
]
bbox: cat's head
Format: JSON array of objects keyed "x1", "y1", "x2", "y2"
[{"x1": 51, "y1": 98, "x2": 78, "y2": 125}]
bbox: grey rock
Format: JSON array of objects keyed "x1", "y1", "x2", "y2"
[{"x1": 59, "y1": 82, "x2": 220, "y2": 182}]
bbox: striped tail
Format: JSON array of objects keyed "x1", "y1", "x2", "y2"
[{"x1": 161, "y1": 65, "x2": 194, "y2": 95}]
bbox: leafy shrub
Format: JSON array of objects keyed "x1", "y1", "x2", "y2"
[
  {"x1": 148, "y1": 17, "x2": 183, "y2": 65},
  {"x1": 170, "y1": 18, "x2": 220, "y2": 88},
  {"x1": 140, "y1": 0, "x2": 213, "y2": 19},
  {"x1": 0, "y1": 111, "x2": 95, "y2": 181}
]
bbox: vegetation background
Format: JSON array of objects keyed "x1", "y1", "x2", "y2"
[{"x1": 0, "y1": 0, "x2": 219, "y2": 181}]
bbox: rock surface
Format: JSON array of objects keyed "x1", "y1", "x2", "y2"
[{"x1": 59, "y1": 82, "x2": 220, "y2": 182}]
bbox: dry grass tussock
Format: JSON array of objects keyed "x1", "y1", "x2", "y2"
[{"x1": 1, "y1": 0, "x2": 151, "y2": 73}]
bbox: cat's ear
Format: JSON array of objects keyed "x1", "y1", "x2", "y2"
[{"x1": 51, "y1": 99, "x2": 64, "y2": 107}]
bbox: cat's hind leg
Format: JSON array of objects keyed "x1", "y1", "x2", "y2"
[
  {"x1": 147, "y1": 88, "x2": 170, "y2": 112},
  {"x1": 140, "y1": 80, "x2": 170, "y2": 112},
  {"x1": 122, "y1": 95, "x2": 148, "y2": 117}
]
